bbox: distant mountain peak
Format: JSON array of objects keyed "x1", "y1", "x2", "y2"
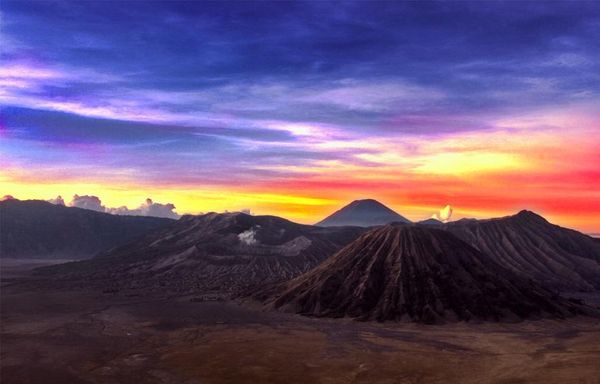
[
  {"x1": 349, "y1": 198, "x2": 382, "y2": 205},
  {"x1": 316, "y1": 199, "x2": 410, "y2": 227},
  {"x1": 417, "y1": 218, "x2": 443, "y2": 225}
]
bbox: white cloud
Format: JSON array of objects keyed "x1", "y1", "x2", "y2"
[
  {"x1": 66, "y1": 194, "x2": 179, "y2": 218},
  {"x1": 70, "y1": 194, "x2": 105, "y2": 212},
  {"x1": 107, "y1": 198, "x2": 179, "y2": 219},
  {"x1": 47, "y1": 195, "x2": 65, "y2": 205}
]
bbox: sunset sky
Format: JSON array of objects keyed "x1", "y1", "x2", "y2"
[{"x1": 1, "y1": 1, "x2": 599, "y2": 232}]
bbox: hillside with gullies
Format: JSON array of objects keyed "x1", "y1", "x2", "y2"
[
  {"x1": 443, "y1": 211, "x2": 600, "y2": 292},
  {"x1": 259, "y1": 225, "x2": 588, "y2": 323}
]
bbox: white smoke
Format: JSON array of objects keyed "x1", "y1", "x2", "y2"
[
  {"x1": 238, "y1": 227, "x2": 259, "y2": 245},
  {"x1": 432, "y1": 204, "x2": 453, "y2": 223},
  {"x1": 47, "y1": 195, "x2": 65, "y2": 206}
]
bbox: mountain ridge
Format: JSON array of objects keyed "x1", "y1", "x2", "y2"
[
  {"x1": 443, "y1": 210, "x2": 600, "y2": 292},
  {"x1": 0, "y1": 199, "x2": 174, "y2": 259}
]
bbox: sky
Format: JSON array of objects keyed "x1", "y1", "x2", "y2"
[{"x1": 1, "y1": 1, "x2": 599, "y2": 231}]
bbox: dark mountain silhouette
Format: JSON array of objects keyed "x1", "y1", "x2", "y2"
[
  {"x1": 40, "y1": 212, "x2": 364, "y2": 295},
  {"x1": 0, "y1": 199, "x2": 174, "y2": 259},
  {"x1": 454, "y1": 218, "x2": 479, "y2": 223},
  {"x1": 417, "y1": 218, "x2": 443, "y2": 225},
  {"x1": 443, "y1": 210, "x2": 600, "y2": 292},
  {"x1": 259, "y1": 225, "x2": 586, "y2": 323},
  {"x1": 316, "y1": 199, "x2": 410, "y2": 227}
]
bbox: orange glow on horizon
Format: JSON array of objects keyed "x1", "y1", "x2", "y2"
[{"x1": 3, "y1": 113, "x2": 599, "y2": 233}]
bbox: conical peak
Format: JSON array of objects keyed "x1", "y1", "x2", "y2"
[
  {"x1": 348, "y1": 199, "x2": 393, "y2": 210},
  {"x1": 316, "y1": 199, "x2": 411, "y2": 227},
  {"x1": 350, "y1": 198, "x2": 383, "y2": 205}
]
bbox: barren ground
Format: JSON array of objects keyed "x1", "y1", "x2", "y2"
[{"x1": 2, "y1": 262, "x2": 600, "y2": 384}]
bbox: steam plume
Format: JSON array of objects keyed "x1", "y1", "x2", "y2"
[{"x1": 432, "y1": 204, "x2": 453, "y2": 223}]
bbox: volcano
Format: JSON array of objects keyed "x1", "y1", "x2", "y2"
[
  {"x1": 40, "y1": 212, "x2": 364, "y2": 295},
  {"x1": 443, "y1": 210, "x2": 600, "y2": 292},
  {"x1": 260, "y1": 224, "x2": 585, "y2": 323},
  {"x1": 316, "y1": 199, "x2": 410, "y2": 227}
]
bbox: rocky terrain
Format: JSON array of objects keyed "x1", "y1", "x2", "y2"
[
  {"x1": 38, "y1": 212, "x2": 364, "y2": 296},
  {"x1": 2, "y1": 281, "x2": 599, "y2": 384},
  {"x1": 259, "y1": 224, "x2": 588, "y2": 323},
  {"x1": 441, "y1": 210, "x2": 600, "y2": 292},
  {"x1": 316, "y1": 199, "x2": 410, "y2": 227},
  {"x1": 0, "y1": 199, "x2": 174, "y2": 260}
]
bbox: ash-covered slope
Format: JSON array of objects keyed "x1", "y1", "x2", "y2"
[
  {"x1": 40, "y1": 212, "x2": 364, "y2": 295},
  {"x1": 0, "y1": 199, "x2": 174, "y2": 259},
  {"x1": 316, "y1": 199, "x2": 410, "y2": 227},
  {"x1": 443, "y1": 211, "x2": 600, "y2": 292},
  {"x1": 260, "y1": 225, "x2": 584, "y2": 323}
]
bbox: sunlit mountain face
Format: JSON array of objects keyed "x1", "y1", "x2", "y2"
[{"x1": 1, "y1": 1, "x2": 599, "y2": 232}]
